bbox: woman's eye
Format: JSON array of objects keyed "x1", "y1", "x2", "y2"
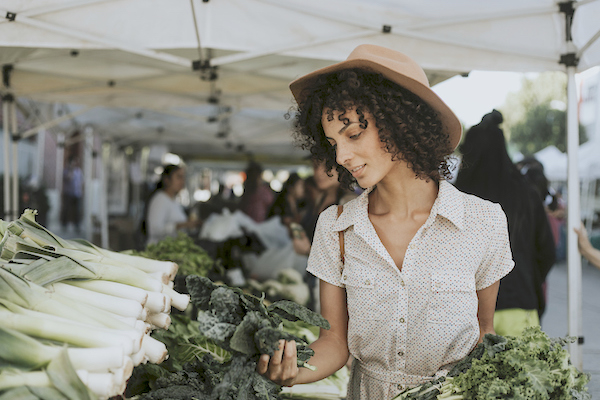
[{"x1": 349, "y1": 132, "x2": 362, "y2": 140}]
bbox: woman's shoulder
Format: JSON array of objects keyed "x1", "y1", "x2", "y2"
[{"x1": 453, "y1": 186, "x2": 507, "y2": 222}]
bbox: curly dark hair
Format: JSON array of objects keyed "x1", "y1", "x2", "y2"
[{"x1": 291, "y1": 69, "x2": 454, "y2": 189}]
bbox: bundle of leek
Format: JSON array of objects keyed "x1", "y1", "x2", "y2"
[{"x1": 0, "y1": 210, "x2": 193, "y2": 399}]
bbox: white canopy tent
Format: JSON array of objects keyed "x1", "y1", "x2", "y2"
[{"x1": 1, "y1": 0, "x2": 600, "y2": 367}]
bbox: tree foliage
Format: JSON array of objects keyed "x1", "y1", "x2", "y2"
[{"x1": 500, "y1": 72, "x2": 586, "y2": 155}]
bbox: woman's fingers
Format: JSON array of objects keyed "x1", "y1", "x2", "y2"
[
  {"x1": 257, "y1": 354, "x2": 270, "y2": 375},
  {"x1": 257, "y1": 340, "x2": 299, "y2": 386}
]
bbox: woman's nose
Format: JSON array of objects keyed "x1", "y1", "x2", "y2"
[{"x1": 336, "y1": 142, "x2": 352, "y2": 166}]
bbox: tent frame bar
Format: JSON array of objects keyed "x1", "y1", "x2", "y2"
[
  {"x1": 17, "y1": 106, "x2": 95, "y2": 140},
  {"x1": 0, "y1": 9, "x2": 192, "y2": 69}
]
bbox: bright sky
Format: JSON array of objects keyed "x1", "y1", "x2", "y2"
[{"x1": 432, "y1": 71, "x2": 528, "y2": 128}]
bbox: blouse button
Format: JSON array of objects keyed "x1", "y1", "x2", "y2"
[
  {"x1": 343, "y1": 275, "x2": 348, "y2": 280},
  {"x1": 400, "y1": 280, "x2": 405, "y2": 286},
  {"x1": 397, "y1": 384, "x2": 404, "y2": 390},
  {"x1": 365, "y1": 279, "x2": 370, "y2": 285},
  {"x1": 398, "y1": 350, "x2": 404, "y2": 356},
  {"x1": 399, "y1": 317, "x2": 405, "y2": 323}
]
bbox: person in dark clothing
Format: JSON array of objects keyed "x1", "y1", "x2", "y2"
[
  {"x1": 239, "y1": 161, "x2": 275, "y2": 223},
  {"x1": 267, "y1": 172, "x2": 306, "y2": 227},
  {"x1": 454, "y1": 109, "x2": 556, "y2": 336}
]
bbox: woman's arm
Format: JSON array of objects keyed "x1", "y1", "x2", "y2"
[
  {"x1": 257, "y1": 279, "x2": 349, "y2": 386},
  {"x1": 574, "y1": 223, "x2": 600, "y2": 269},
  {"x1": 476, "y1": 280, "x2": 500, "y2": 342}
]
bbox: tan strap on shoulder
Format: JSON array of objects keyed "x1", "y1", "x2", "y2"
[{"x1": 337, "y1": 205, "x2": 345, "y2": 264}]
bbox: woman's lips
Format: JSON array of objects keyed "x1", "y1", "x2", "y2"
[{"x1": 350, "y1": 164, "x2": 365, "y2": 178}]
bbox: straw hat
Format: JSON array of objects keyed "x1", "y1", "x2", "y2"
[{"x1": 289, "y1": 44, "x2": 462, "y2": 149}]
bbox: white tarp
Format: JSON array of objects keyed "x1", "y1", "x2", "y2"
[
  {"x1": 0, "y1": 0, "x2": 598, "y2": 160},
  {"x1": 535, "y1": 140, "x2": 600, "y2": 181}
]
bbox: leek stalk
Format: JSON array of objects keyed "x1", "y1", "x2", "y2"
[
  {"x1": 64, "y1": 279, "x2": 148, "y2": 305},
  {"x1": 0, "y1": 302, "x2": 141, "y2": 356},
  {"x1": 48, "y1": 282, "x2": 146, "y2": 319},
  {"x1": 0, "y1": 326, "x2": 126, "y2": 372}
]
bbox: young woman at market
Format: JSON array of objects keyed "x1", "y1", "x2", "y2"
[
  {"x1": 256, "y1": 44, "x2": 515, "y2": 399},
  {"x1": 143, "y1": 164, "x2": 201, "y2": 245}
]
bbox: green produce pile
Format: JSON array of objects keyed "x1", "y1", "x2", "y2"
[
  {"x1": 0, "y1": 210, "x2": 190, "y2": 399},
  {"x1": 393, "y1": 327, "x2": 590, "y2": 400},
  {"x1": 132, "y1": 232, "x2": 215, "y2": 277},
  {"x1": 130, "y1": 275, "x2": 331, "y2": 400}
]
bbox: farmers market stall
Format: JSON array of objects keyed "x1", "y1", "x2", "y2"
[{"x1": 1, "y1": 0, "x2": 600, "y2": 390}]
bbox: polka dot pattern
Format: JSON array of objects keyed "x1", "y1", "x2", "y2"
[{"x1": 307, "y1": 181, "x2": 514, "y2": 400}]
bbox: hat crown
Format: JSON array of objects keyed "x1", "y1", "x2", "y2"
[{"x1": 346, "y1": 44, "x2": 430, "y2": 88}]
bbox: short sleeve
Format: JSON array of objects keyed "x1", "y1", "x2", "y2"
[
  {"x1": 306, "y1": 205, "x2": 345, "y2": 287},
  {"x1": 475, "y1": 204, "x2": 515, "y2": 290}
]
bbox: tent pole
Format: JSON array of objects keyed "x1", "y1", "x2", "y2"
[
  {"x1": 55, "y1": 133, "x2": 65, "y2": 226},
  {"x1": 98, "y1": 142, "x2": 109, "y2": 249},
  {"x1": 2, "y1": 98, "x2": 11, "y2": 220},
  {"x1": 10, "y1": 100, "x2": 19, "y2": 221},
  {"x1": 83, "y1": 128, "x2": 94, "y2": 242},
  {"x1": 566, "y1": 65, "x2": 583, "y2": 369}
]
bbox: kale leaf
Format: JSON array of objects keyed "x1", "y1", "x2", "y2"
[{"x1": 267, "y1": 300, "x2": 330, "y2": 330}]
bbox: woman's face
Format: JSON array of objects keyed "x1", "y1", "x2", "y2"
[
  {"x1": 321, "y1": 107, "x2": 398, "y2": 188},
  {"x1": 165, "y1": 168, "x2": 186, "y2": 194},
  {"x1": 290, "y1": 179, "x2": 305, "y2": 200},
  {"x1": 313, "y1": 161, "x2": 339, "y2": 191}
]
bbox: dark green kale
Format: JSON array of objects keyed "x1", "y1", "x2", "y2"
[
  {"x1": 230, "y1": 312, "x2": 273, "y2": 355},
  {"x1": 196, "y1": 310, "x2": 237, "y2": 349},
  {"x1": 210, "y1": 286, "x2": 244, "y2": 325},
  {"x1": 254, "y1": 327, "x2": 313, "y2": 363},
  {"x1": 447, "y1": 343, "x2": 485, "y2": 377},
  {"x1": 187, "y1": 275, "x2": 219, "y2": 311},
  {"x1": 137, "y1": 276, "x2": 329, "y2": 400},
  {"x1": 183, "y1": 275, "x2": 330, "y2": 399},
  {"x1": 211, "y1": 356, "x2": 280, "y2": 400},
  {"x1": 267, "y1": 300, "x2": 330, "y2": 330}
]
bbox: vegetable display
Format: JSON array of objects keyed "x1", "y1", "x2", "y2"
[
  {"x1": 131, "y1": 232, "x2": 216, "y2": 277},
  {"x1": 0, "y1": 210, "x2": 191, "y2": 399},
  {"x1": 134, "y1": 275, "x2": 331, "y2": 400},
  {"x1": 393, "y1": 327, "x2": 591, "y2": 400}
]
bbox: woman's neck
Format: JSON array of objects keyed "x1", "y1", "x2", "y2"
[
  {"x1": 163, "y1": 188, "x2": 177, "y2": 199},
  {"x1": 369, "y1": 176, "x2": 438, "y2": 219}
]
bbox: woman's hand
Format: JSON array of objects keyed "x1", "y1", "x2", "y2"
[
  {"x1": 574, "y1": 222, "x2": 592, "y2": 252},
  {"x1": 256, "y1": 340, "x2": 299, "y2": 387},
  {"x1": 292, "y1": 233, "x2": 311, "y2": 256}
]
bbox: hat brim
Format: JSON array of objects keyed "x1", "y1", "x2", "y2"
[{"x1": 289, "y1": 58, "x2": 462, "y2": 150}]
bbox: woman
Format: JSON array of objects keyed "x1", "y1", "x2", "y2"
[
  {"x1": 454, "y1": 110, "x2": 555, "y2": 335},
  {"x1": 239, "y1": 161, "x2": 275, "y2": 223},
  {"x1": 257, "y1": 44, "x2": 514, "y2": 399},
  {"x1": 144, "y1": 164, "x2": 200, "y2": 245}
]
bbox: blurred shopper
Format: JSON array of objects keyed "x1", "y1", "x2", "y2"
[
  {"x1": 267, "y1": 172, "x2": 306, "y2": 227},
  {"x1": 239, "y1": 161, "x2": 274, "y2": 223},
  {"x1": 142, "y1": 164, "x2": 201, "y2": 245},
  {"x1": 454, "y1": 109, "x2": 556, "y2": 336},
  {"x1": 292, "y1": 159, "x2": 357, "y2": 256},
  {"x1": 574, "y1": 222, "x2": 600, "y2": 269},
  {"x1": 519, "y1": 158, "x2": 566, "y2": 262},
  {"x1": 61, "y1": 156, "x2": 84, "y2": 232}
]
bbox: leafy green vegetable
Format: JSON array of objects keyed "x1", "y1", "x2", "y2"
[
  {"x1": 393, "y1": 327, "x2": 591, "y2": 400},
  {"x1": 136, "y1": 275, "x2": 330, "y2": 400},
  {"x1": 133, "y1": 232, "x2": 215, "y2": 277},
  {"x1": 267, "y1": 300, "x2": 330, "y2": 330}
]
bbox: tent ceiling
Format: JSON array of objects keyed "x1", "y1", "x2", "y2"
[{"x1": 1, "y1": 0, "x2": 599, "y2": 161}]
